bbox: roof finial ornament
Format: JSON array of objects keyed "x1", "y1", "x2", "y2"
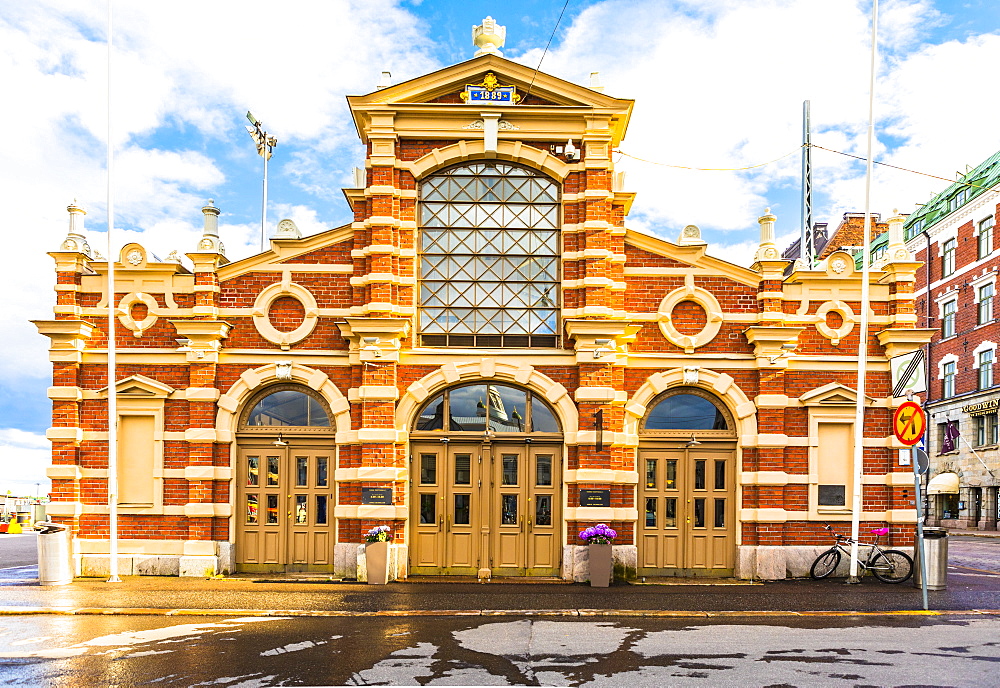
[
  {"x1": 61, "y1": 200, "x2": 93, "y2": 258},
  {"x1": 473, "y1": 16, "x2": 506, "y2": 58}
]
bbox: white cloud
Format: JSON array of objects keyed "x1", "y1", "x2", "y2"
[{"x1": 0, "y1": 429, "x2": 50, "y2": 496}]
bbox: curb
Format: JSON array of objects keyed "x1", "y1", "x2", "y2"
[{"x1": 0, "y1": 607, "x2": 997, "y2": 618}]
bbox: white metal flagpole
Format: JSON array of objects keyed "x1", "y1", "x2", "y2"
[
  {"x1": 106, "y1": 0, "x2": 121, "y2": 583},
  {"x1": 849, "y1": 0, "x2": 879, "y2": 584}
]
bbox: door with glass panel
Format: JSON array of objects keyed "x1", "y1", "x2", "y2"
[
  {"x1": 639, "y1": 446, "x2": 735, "y2": 575},
  {"x1": 236, "y1": 445, "x2": 334, "y2": 572},
  {"x1": 410, "y1": 442, "x2": 561, "y2": 575}
]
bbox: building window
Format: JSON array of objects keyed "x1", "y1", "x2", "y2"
[
  {"x1": 942, "y1": 299, "x2": 956, "y2": 337},
  {"x1": 979, "y1": 284, "x2": 994, "y2": 325},
  {"x1": 942, "y1": 238, "x2": 956, "y2": 277},
  {"x1": 980, "y1": 216, "x2": 995, "y2": 259},
  {"x1": 418, "y1": 162, "x2": 560, "y2": 348},
  {"x1": 412, "y1": 383, "x2": 560, "y2": 433},
  {"x1": 905, "y1": 218, "x2": 924, "y2": 241},
  {"x1": 950, "y1": 188, "x2": 969, "y2": 213},
  {"x1": 979, "y1": 349, "x2": 994, "y2": 389},
  {"x1": 943, "y1": 361, "x2": 956, "y2": 398},
  {"x1": 976, "y1": 413, "x2": 998, "y2": 447}
]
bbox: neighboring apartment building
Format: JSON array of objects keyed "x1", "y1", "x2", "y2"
[
  {"x1": 33, "y1": 20, "x2": 927, "y2": 581},
  {"x1": 905, "y1": 149, "x2": 1000, "y2": 530}
]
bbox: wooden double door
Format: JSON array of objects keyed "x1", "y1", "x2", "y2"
[
  {"x1": 409, "y1": 441, "x2": 562, "y2": 576},
  {"x1": 235, "y1": 443, "x2": 335, "y2": 572},
  {"x1": 638, "y1": 444, "x2": 736, "y2": 575}
]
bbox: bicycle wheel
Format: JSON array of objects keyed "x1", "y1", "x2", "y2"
[
  {"x1": 870, "y1": 549, "x2": 913, "y2": 583},
  {"x1": 810, "y1": 549, "x2": 842, "y2": 579}
]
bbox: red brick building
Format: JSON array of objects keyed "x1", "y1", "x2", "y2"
[
  {"x1": 904, "y1": 149, "x2": 1000, "y2": 529},
  {"x1": 34, "y1": 32, "x2": 926, "y2": 580}
]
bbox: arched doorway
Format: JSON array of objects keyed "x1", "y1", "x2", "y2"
[
  {"x1": 409, "y1": 382, "x2": 563, "y2": 576},
  {"x1": 235, "y1": 384, "x2": 336, "y2": 572},
  {"x1": 637, "y1": 387, "x2": 737, "y2": 576}
]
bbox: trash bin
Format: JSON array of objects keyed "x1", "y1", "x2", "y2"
[
  {"x1": 913, "y1": 527, "x2": 948, "y2": 591},
  {"x1": 35, "y1": 522, "x2": 73, "y2": 586}
]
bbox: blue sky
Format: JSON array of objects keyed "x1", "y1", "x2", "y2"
[{"x1": 2, "y1": 0, "x2": 999, "y2": 493}]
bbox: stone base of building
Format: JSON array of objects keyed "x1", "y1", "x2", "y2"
[
  {"x1": 561, "y1": 545, "x2": 638, "y2": 583},
  {"x1": 736, "y1": 545, "x2": 917, "y2": 580},
  {"x1": 73, "y1": 540, "x2": 232, "y2": 578},
  {"x1": 334, "y1": 543, "x2": 408, "y2": 582}
]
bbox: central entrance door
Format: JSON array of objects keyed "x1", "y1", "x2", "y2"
[
  {"x1": 638, "y1": 444, "x2": 736, "y2": 575},
  {"x1": 235, "y1": 443, "x2": 335, "y2": 572},
  {"x1": 409, "y1": 441, "x2": 562, "y2": 576}
]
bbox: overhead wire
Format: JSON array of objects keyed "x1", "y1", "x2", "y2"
[
  {"x1": 612, "y1": 143, "x2": 1000, "y2": 195},
  {"x1": 524, "y1": 0, "x2": 572, "y2": 101}
]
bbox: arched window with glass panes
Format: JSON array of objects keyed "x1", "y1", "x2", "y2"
[
  {"x1": 418, "y1": 162, "x2": 560, "y2": 348},
  {"x1": 412, "y1": 383, "x2": 561, "y2": 435}
]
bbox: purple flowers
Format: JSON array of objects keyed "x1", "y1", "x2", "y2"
[
  {"x1": 365, "y1": 525, "x2": 391, "y2": 543},
  {"x1": 579, "y1": 523, "x2": 617, "y2": 544}
]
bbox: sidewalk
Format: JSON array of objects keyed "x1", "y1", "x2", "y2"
[{"x1": 1, "y1": 569, "x2": 998, "y2": 618}]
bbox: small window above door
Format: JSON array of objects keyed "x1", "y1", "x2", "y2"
[
  {"x1": 642, "y1": 388, "x2": 734, "y2": 435},
  {"x1": 239, "y1": 384, "x2": 332, "y2": 431}
]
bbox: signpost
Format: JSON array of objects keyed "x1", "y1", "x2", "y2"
[
  {"x1": 892, "y1": 401, "x2": 926, "y2": 446},
  {"x1": 895, "y1": 397, "x2": 930, "y2": 610}
]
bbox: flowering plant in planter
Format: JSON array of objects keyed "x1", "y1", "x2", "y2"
[
  {"x1": 579, "y1": 523, "x2": 617, "y2": 545},
  {"x1": 365, "y1": 525, "x2": 391, "y2": 543}
]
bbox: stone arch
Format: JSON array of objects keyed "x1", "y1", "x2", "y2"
[
  {"x1": 624, "y1": 368, "x2": 757, "y2": 443},
  {"x1": 407, "y1": 140, "x2": 573, "y2": 182},
  {"x1": 396, "y1": 358, "x2": 579, "y2": 443},
  {"x1": 216, "y1": 362, "x2": 351, "y2": 443}
]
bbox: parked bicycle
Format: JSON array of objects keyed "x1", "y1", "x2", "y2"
[{"x1": 810, "y1": 525, "x2": 913, "y2": 583}]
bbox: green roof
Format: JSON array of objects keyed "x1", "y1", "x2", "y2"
[{"x1": 903, "y1": 148, "x2": 1000, "y2": 238}]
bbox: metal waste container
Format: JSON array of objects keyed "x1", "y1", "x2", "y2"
[
  {"x1": 913, "y1": 527, "x2": 948, "y2": 591},
  {"x1": 36, "y1": 522, "x2": 73, "y2": 586}
]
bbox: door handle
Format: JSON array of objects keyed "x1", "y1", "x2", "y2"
[
  {"x1": 438, "y1": 515, "x2": 443, "y2": 532},
  {"x1": 528, "y1": 518, "x2": 532, "y2": 533},
  {"x1": 519, "y1": 516, "x2": 524, "y2": 533},
  {"x1": 447, "y1": 515, "x2": 451, "y2": 532}
]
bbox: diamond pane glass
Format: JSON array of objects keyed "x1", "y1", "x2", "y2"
[{"x1": 419, "y1": 162, "x2": 560, "y2": 347}]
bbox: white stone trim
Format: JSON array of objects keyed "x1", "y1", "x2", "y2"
[
  {"x1": 250, "y1": 281, "x2": 320, "y2": 347},
  {"x1": 397, "y1": 359, "x2": 578, "y2": 438},
  {"x1": 937, "y1": 353, "x2": 959, "y2": 379},
  {"x1": 974, "y1": 340, "x2": 997, "y2": 356},
  {"x1": 656, "y1": 280, "x2": 724, "y2": 353},
  {"x1": 216, "y1": 362, "x2": 351, "y2": 443},
  {"x1": 117, "y1": 292, "x2": 160, "y2": 337},
  {"x1": 814, "y1": 300, "x2": 856, "y2": 346}
]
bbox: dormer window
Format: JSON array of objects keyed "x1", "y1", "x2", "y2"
[{"x1": 418, "y1": 162, "x2": 560, "y2": 348}]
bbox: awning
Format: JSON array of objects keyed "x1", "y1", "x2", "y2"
[{"x1": 927, "y1": 472, "x2": 960, "y2": 495}]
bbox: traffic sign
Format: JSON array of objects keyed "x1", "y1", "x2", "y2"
[
  {"x1": 891, "y1": 349, "x2": 926, "y2": 398},
  {"x1": 912, "y1": 448, "x2": 930, "y2": 475},
  {"x1": 893, "y1": 401, "x2": 926, "y2": 446}
]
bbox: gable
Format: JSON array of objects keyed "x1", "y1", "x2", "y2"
[
  {"x1": 624, "y1": 229, "x2": 760, "y2": 288},
  {"x1": 799, "y1": 382, "x2": 874, "y2": 407}
]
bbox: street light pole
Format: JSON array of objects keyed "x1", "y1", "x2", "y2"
[{"x1": 245, "y1": 112, "x2": 277, "y2": 252}]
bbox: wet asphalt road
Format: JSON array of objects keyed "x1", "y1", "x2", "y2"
[{"x1": 2, "y1": 613, "x2": 1000, "y2": 686}]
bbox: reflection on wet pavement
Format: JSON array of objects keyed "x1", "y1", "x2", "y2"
[{"x1": 2, "y1": 615, "x2": 1000, "y2": 686}]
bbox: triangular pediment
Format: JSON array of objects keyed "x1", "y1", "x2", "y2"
[
  {"x1": 625, "y1": 228, "x2": 761, "y2": 288},
  {"x1": 101, "y1": 375, "x2": 175, "y2": 399},
  {"x1": 799, "y1": 382, "x2": 874, "y2": 407},
  {"x1": 350, "y1": 55, "x2": 632, "y2": 110},
  {"x1": 217, "y1": 224, "x2": 353, "y2": 282}
]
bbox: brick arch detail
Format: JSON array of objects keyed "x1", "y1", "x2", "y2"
[
  {"x1": 396, "y1": 359, "x2": 579, "y2": 443},
  {"x1": 623, "y1": 369, "x2": 758, "y2": 440},
  {"x1": 406, "y1": 140, "x2": 572, "y2": 181},
  {"x1": 217, "y1": 362, "x2": 351, "y2": 442}
]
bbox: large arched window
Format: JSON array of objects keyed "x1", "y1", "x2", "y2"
[
  {"x1": 643, "y1": 388, "x2": 732, "y2": 432},
  {"x1": 240, "y1": 385, "x2": 331, "y2": 430},
  {"x1": 418, "y1": 162, "x2": 560, "y2": 348},
  {"x1": 413, "y1": 383, "x2": 560, "y2": 434}
]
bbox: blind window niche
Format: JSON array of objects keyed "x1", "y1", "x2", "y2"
[
  {"x1": 118, "y1": 415, "x2": 155, "y2": 507},
  {"x1": 817, "y1": 422, "x2": 852, "y2": 510}
]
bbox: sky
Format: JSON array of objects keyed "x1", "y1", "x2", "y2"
[{"x1": 2, "y1": 0, "x2": 999, "y2": 495}]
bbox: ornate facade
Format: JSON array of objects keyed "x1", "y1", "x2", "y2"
[{"x1": 35, "y1": 36, "x2": 927, "y2": 580}]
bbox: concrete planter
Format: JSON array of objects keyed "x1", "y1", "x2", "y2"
[
  {"x1": 365, "y1": 541, "x2": 390, "y2": 585},
  {"x1": 588, "y1": 543, "x2": 613, "y2": 587}
]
